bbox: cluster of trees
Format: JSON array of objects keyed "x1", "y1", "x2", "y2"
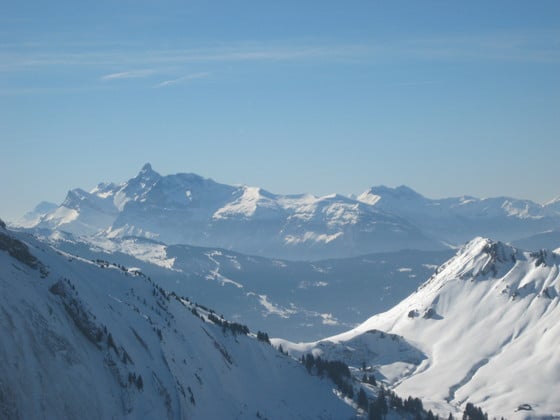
[
  {"x1": 0, "y1": 230, "x2": 42, "y2": 270},
  {"x1": 462, "y1": 403, "x2": 488, "y2": 420},
  {"x1": 93, "y1": 258, "x2": 149, "y2": 277},
  {"x1": 300, "y1": 353, "x2": 424, "y2": 419},
  {"x1": 367, "y1": 390, "x2": 388, "y2": 420},
  {"x1": 365, "y1": 387, "x2": 490, "y2": 420},
  {"x1": 127, "y1": 372, "x2": 143, "y2": 391},
  {"x1": 49, "y1": 278, "x2": 109, "y2": 349},
  {"x1": 169, "y1": 290, "x2": 256, "y2": 340},
  {"x1": 301, "y1": 353, "x2": 353, "y2": 397},
  {"x1": 366, "y1": 386, "x2": 426, "y2": 420},
  {"x1": 362, "y1": 373, "x2": 377, "y2": 386},
  {"x1": 207, "y1": 312, "x2": 250, "y2": 336},
  {"x1": 256, "y1": 331, "x2": 271, "y2": 344}
]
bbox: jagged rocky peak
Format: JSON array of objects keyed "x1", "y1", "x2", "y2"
[
  {"x1": 90, "y1": 182, "x2": 118, "y2": 196},
  {"x1": 422, "y1": 237, "x2": 518, "y2": 285},
  {"x1": 136, "y1": 162, "x2": 161, "y2": 180},
  {"x1": 0, "y1": 217, "x2": 5, "y2": 229},
  {"x1": 458, "y1": 237, "x2": 515, "y2": 261},
  {"x1": 140, "y1": 162, "x2": 153, "y2": 172},
  {"x1": 62, "y1": 188, "x2": 90, "y2": 207},
  {"x1": 480, "y1": 239, "x2": 517, "y2": 264},
  {"x1": 115, "y1": 163, "x2": 163, "y2": 206}
]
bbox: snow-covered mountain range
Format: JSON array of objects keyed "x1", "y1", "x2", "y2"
[
  {"x1": 358, "y1": 186, "x2": 560, "y2": 245},
  {"x1": 16, "y1": 164, "x2": 437, "y2": 259},
  {"x1": 21, "y1": 164, "x2": 560, "y2": 260},
  {"x1": 278, "y1": 238, "x2": 560, "y2": 419},
  {"x1": 6, "y1": 163, "x2": 560, "y2": 419}
]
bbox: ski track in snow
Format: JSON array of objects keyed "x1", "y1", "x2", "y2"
[{"x1": 205, "y1": 251, "x2": 243, "y2": 288}]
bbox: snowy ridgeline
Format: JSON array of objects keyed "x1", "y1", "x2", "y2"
[
  {"x1": 19, "y1": 164, "x2": 560, "y2": 261},
  {"x1": 19, "y1": 163, "x2": 440, "y2": 260},
  {"x1": 278, "y1": 238, "x2": 560, "y2": 419}
]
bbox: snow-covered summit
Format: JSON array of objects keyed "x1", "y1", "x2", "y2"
[
  {"x1": 212, "y1": 186, "x2": 284, "y2": 220},
  {"x1": 358, "y1": 185, "x2": 425, "y2": 205},
  {"x1": 422, "y1": 237, "x2": 518, "y2": 285},
  {"x1": 286, "y1": 238, "x2": 560, "y2": 418}
]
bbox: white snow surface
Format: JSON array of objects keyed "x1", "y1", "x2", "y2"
[
  {"x1": 212, "y1": 186, "x2": 283, "y2": 220},
  {"x1": 0, "y1": 227, "x2": 355, "y2": 419},
  {"x1": 280, "y1": 238, "x2": 560, "y2": 419}
]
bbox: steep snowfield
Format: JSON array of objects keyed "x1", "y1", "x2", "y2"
[
  {"x1": 28, "y1": 164, "x2": 442, "y2": 260},
  {"x1": 280, "y1": 238, "x2": 560, "y2": 419},
  {"x1": 0, "y1": 225, "x2": 355, "y2": 419},
  {"x1": 212, "y1": 186, "x2": 285, "y2": 220}
]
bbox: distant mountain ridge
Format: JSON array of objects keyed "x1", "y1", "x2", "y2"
[
  {"x1": 20, "y1": 163, "x2": 560, "y2": 259},
  {"x1": 358, "y1": 185, "x2": 560, "y2": 244},
  {"x1": 25, "y1": 164, "x2": 441, "y2": 259}
]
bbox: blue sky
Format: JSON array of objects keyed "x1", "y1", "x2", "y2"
[{"x1": 1, "y1": 1, "x2": 559, "y2": 221}]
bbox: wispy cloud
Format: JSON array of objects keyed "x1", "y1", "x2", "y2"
[
  {"x1": 2, "y1": 31, "x2": 560, "y2": 74},
  {"x1": 154, "y1": 72, "x2": 210, "y2": 88},
  {"x1": 0, "y1": 43, "x2": 371, "y2": 72},
  {"x1": 2, "y1": 33, "x2": 558, "y2": 95},
  {"x1": 100, "y1": 69, "x2": 156, "y2": 81}
]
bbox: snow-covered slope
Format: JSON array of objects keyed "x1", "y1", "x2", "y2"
[
  {"x1": 0, "y1": 224, "x2": 356, "y2": 419},
  {"x1": 280, "y1": 238, "x2": 560, "y2": 419},
  {"x1": 31, "y1": 229, "x2": 453, "y2": 341},
  {"x1": 358, "y1": 185, "x2": 560, "y2": 244},
  {"x1": 28, "y1": 164, "x2": 442, "y2": 260},
  {"x1": 34, "y1": 185, "x2": 120, "y2": 236}
]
